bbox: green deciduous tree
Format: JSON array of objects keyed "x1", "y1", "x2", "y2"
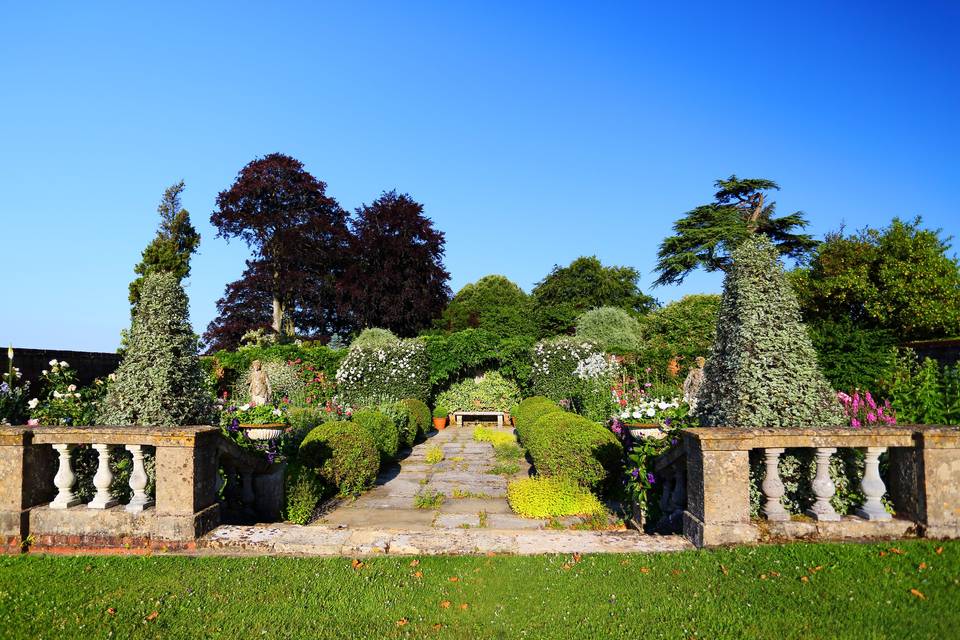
[
  {"x1": 436, "y1": 275, "x2": 534, "y2": 339},
  {"x1": 532, "y1": 256, "x2": 655, "y2": 336},
  {"x1": 697, "y1": 236, "x2": 843, "y2": 427},
  {"x1": 791, "y1": 217, "x2": 960, "y2": 341},
  {"x1": 638, "y1": 294, "x2": 721, "y2": 378},
  {"x1": 575, "y1": 306, "x2": 644, "y2": 354},
  {"x1": 100, "y1": 272, "x2": 213, "y2": 426},
  {"x1": 654, "y1": 175, "x2": 817, "y2": 286},
  {"x1": 129, "y1": 181, "x2": 200, "y2": 311}
]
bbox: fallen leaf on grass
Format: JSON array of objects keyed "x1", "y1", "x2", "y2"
[
  {"x1": 800, "y1": 576, "x2": 809, "y2": 583},
  {"x1": 759, "y1": 574, "x2": 768, "y2": 580},
  {"x1": 440, "y1": 601, "x2": 451, "y2": 609},
  {"x1": 918, "y1": 562, "x2": 928, "y2": 571},
  {"x1": 396, "y1": 618, "x2": 408, "y2": 627},
  {"x1": 936, "y1": 547, "x2": 944, "y2": 555},
  {"x1": 351, "y1": 559, "x2": 364, "y2": 570},
  {"x1": 433, "y1": 624, "x2": 443, "y2": 631},
  {"x1": 485, "y1": 551, "x2": 496, "y2": 557},
  {"x1": 889, "y1": 548, "x2": 905, "y2": 555},
  {"x1": 414, "y1": 571, "x2": 423, "y2": 578},
  {"x1": 145, "y1": 611, "x2": 158, "y2": 622},
  {"x1": 770, "y1": 571, "x2": 781, "y2": 577},
  {"x1": 620, "y1": 560, "x2": 631, "y2": 567},
  {"x1": 449, "y1": 576, "x2": 459, "y2": 582},
  {"x1": 809, "y1": 566, "x2": 823, "y2": 574},
  {"x1": 879, "y1": 551, "x2": 887, "y2": 557},
  {"x1": 719, "y1": 564, "x2": 728, "y2": 576},
  {"x1": 639, "y1": 567, "x2": 651, "y2": 574},
  {"x1": 562, "y1": 563, "x2": 571, "y2": 570},
  {"x1": 910, "y1": 589, "x2": 926, "y2": 600},
  {"x1": 572, "y1": 553, "x2": 582, "y2": 564},
  {"x1": 107, "y1": 608, "x2": 116, "y2": 616},
  {"x1": 410, "y1": 559, "x2": 420, "y2": 567},
  {"x1": 459, "y1": 603, "x2": 468, "y2": 610},
  {"x1": 671, "y1": 569, "x2": 682, "y2": 576}
]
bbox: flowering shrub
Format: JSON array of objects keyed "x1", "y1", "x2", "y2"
[
  {"x1": 28, "y1": 360, "x2": 107, "y2": 426},
  {"x1": 335, "y1": 338, "x2": 429, "y2": 406},
  {"x1": 531, "y1": 337, "x2": 603, "y2": 403},
  {"x1": 837, "y1": 389, "x2": 896, "y2": 427},
  {"x1": 435, "y1": 371, "x2": 521, "y2": 413}
]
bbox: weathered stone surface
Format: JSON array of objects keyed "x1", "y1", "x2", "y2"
[
  {"x1": 683, "y1": 426, "x2": 915, "y2": 451},
  {"x1": 27, "y1": 425, "x2": 220, "y2": 447},
  {"x1": 762, "y1": 517, "x2": 916, "y2": 542},
  {"x1": 434, "y1": 513, "x2": 479, "y2": 529}
]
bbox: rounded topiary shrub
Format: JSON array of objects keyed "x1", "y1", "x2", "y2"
[
  {"x1": 401, "y1": 398, "x2": 431, "y2": 439},
  {"x1": 507, "y1": 476, "x2": 605, "y2": 518},
  {"x1": 511, "y1": 396, "x2": 561, "y2": 443},
  {"x1": 283, "y1": 462, "x2": 326, "y2": 525},
  {"x1": 523, "y1": 411, "x2": 622, "y2": 492},
  {"x1": 299, "y1": 421, "x2": 379, "y2": 496},
  {"x1": 373, "y1": 401, "x2": 416, "y2": 449},
  {"x1": 351, "y1": 409, "x2": 399, "y2": 461}
]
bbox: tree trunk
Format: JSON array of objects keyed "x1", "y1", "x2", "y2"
[{"x1": 272, "y1": 269, "x2": 284, "y2": 334}]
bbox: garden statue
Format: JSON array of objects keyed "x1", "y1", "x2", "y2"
[
  {"x1": 683, "y1": 356, "x2": 706, "y2": 412},
  {"x1": 248, "y1": 360, "x2": 272, "y2": 406}
]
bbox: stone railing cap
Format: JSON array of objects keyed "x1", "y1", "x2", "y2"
[{"x1": 24, "y1": 425, "x2": 220, "y2": 446}]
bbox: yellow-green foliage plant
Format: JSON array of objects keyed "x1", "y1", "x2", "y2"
[
  {"x1": 425, "y1": 444, "x2": 444, "y2": 465},
  {"x1": 472, "y1": 426, "x2": 515, "y2": 448},
  {"x1": 507, "y1": 476, "x2": 605, "y2": 518}
]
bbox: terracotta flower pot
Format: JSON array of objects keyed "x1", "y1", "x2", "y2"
[{"x1": 433, "y1": 417, "x2": 448, "y2": 430}]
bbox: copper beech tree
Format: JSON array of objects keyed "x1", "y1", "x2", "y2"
[{"x1": 210, "y1": 153, "x2": 350, "y2": 338}]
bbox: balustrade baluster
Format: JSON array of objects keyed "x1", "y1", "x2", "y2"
[
  {"x1": 125, "y1": 444, "x2": 154, "y2": 513},
  {"x1": 761, "y1": 448, "x2": 790, "y2": 521},
  {"x1": 50, "y1": 444, "x2": 81, "y2": 509},
  {"x1": 806, "y1": 447, "x2": 840, "y2": 521},
  {"x1": 855, "y1": 447, "x2": 892, "y2": 521},
  {"x1": 88, "y1": 443, "x2": 118, "y2": 509}
]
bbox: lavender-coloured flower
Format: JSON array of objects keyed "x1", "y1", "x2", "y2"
[
  {"x1": 646, "y1": 472, "x2": 656, "y2": 484},
  {"x1": 630, "y1": 468, "x2": 640, "y2": 479}
]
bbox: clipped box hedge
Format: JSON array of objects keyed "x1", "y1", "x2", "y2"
[
  {"x1": 299, "y1": 420, "x2": 379, "y2": 496},
  {"x1": 351, "y1": 409, "x2": 399, "y2": 462},
  {"x1": 523, "y1": 410, "x2": 622, "y2": 492},
  {"x1": 511, "y1": 396, "x2": 562, "y2": 443}
]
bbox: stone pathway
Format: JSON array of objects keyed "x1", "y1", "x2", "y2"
[
  {"x1": 319, "y1": 422, "x2": 539, "y2": 531},
  {"x1": 199, "y1": 423, "x2": 693, "y2": 556}
]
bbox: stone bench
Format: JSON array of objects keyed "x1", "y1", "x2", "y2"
[{"x1": 450, "y1": 411, "x2": 507, "y2": 427}]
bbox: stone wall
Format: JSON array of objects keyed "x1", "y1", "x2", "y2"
[{"x1": 2, "y1": 347, "x2": 121, "y2": 389}]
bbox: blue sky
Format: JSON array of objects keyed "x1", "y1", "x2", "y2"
[{"x1": 2, "y1": 1, "x2": 958, "y2": 352}]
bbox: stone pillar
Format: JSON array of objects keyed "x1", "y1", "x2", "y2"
[
  {"x1": 914, "y1": 428, "x2": 960, "y2": 538},
  {"x1": 124, "y1": 444, "x2": 154, "y2": 513},
  {"x1": 153, "y1": 433, "x2": 220, "y2": 541},
  {"x1": 682, "y1": 435, "x2": 758, "y2": 547},
  {"x1": 0, "y1": 428, "x2": 53, "y2": 552}
]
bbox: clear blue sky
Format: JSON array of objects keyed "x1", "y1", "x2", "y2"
[{"x1": 2, "y1": 1, "x2": 958, "y2": 352}]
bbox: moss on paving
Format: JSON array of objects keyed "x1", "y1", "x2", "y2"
[{"x1": 1, "y1": 540, "x2": 958, "y2": 639}]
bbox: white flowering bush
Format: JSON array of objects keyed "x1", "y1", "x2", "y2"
[
  {"x1": 531, "y1": 337, "x2": 604, "y2": 403},
  {"x1": 335, "y1": 338, "x2": 429, "y2": 406}
]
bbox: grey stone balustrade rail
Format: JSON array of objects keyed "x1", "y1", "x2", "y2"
[
  {"x1": 0, "y1": 425, "x2": 281, "y2": 553},
  {"x1": 666, "y1": 425, "x2": 960, "y2": 547}
]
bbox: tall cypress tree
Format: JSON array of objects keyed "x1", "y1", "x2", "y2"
[
  {"x1": 101, "y1": 272, "x2": 212, "y2": 426},
  {"x1": 129, "y1": 181, "x2": 201, "y2": 312},
  {"x1": 697, "y1": 235, "x2": 843, "y2": 428}
]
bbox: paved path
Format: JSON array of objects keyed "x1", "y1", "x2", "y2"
[
  {"x1": 320, "y1": 422, "x2": 540, "y2": 531},
  {"x1": 199, "y1": 424, "x2": 693, "y2": 556}
]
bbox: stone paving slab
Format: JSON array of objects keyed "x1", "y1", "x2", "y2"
[
  {"x1": 199, "y1": 524, "x2": 693, "y2": 556},
  {"x1": 439, "y1": 498, "x2": 513, "y2": 515},
  {"x1": 434, "y1": 513, "x2": 480, "y2": 529},
  {"x1": 321, "y1": 507, "x2": 436, "y2": 529}
]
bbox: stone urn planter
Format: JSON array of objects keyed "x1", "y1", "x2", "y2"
[
  {"x1": 625, "y1": 422, "x2": 665, "y2": 441},
  {"x1": 238, "y1": 423, "x2": 286, "y2": 441}
]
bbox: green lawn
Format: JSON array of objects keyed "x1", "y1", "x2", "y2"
[{"x1": 1, "y1": 540, "x2": 957, "y2": 639}]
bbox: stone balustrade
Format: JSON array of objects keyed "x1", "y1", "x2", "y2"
[
  {"x1": 0, "y1": 425, "x2": 283, "y2": 553},
  {"x1": 671, "y1": 425, "x2": 960, "y2": 547}
]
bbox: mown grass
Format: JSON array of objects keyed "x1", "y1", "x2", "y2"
[{"x1": 0, "y1": 540, "x2": 957, "y2": 639}]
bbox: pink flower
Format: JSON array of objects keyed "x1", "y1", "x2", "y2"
[
  {"x1": 851, "y1": 418, "x2": 861, "y2": 428},
  {"x1": 867, "y1": 412, "x2": 877, "y2": 423},
  {"x1": 27, "y1": 419, "x2": 39, "y2": 426},
  {"x1": 866, "y1": 391, "x2": 877, "y2": 410}
]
